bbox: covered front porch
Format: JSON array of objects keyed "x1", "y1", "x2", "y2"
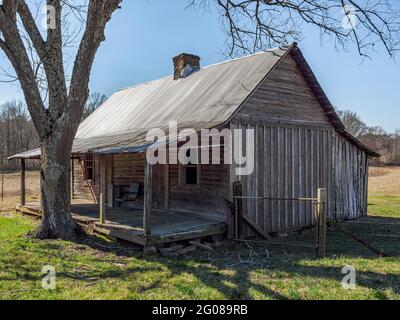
[
  {"x1": 16, "y1": 200, "x2": 226, "y2": 246},
  {"x1": 12, "y1": 140, "x2": 229, "y2": 248}
]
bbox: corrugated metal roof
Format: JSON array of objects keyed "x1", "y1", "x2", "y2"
[
  {"x1": 8, "y1": 44, "x2": 379, "y2": 159},
  {"x1": 76, "y1": 48, "x2": 287, "y2": 138},
  {"x1": 9, "y1": 47, "x2": 288, "y2": 159}
]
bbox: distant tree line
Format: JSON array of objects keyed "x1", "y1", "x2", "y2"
[
  {"x1": 0, "y1": 101, "x2": 396, "y2": 171},
  {"x1": 0, "y1": 93, "x2": 106, "y2": 171},
  {"x1": 0, "y1": 100, "x2": 39, "y2": 171},
  {"x1": 338, "y1": 110, "x2": 400, "y2": 166}
]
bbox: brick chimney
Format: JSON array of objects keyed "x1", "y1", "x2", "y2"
[{"x1": 173, "y1": 53, "x2": 201, "y2": 80}]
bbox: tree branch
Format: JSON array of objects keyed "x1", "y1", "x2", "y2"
[
  {"x1": 202, "y1": 0, "x2": 400, "y2": 58},
  {"x1": 0, "y1": 2, "x2": 47, "y2": 136},
  {"x1": 67, "y1": 0, "x2": 121, "y2": 126}
]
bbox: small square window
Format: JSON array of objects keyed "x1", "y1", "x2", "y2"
[{"x1": 186, "y1": 165, "x2": 198, "y2": 185}]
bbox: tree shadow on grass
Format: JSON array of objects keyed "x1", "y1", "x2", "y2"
[
  {"x1": 3, "y1": 215, "x2": 400, "y2": 299},
  {"x1": 63, "y1": 215, "x2": 400, "y2": 299},
  {"x1": 53, "y1": 235, "x2": 400, "y2": 299}
]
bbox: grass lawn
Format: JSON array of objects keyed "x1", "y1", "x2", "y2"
[{"x1": 0, "y1": 168, "x2": 399, "y2": 300}]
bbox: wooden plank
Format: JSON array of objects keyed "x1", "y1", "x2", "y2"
[
  {"x1": 270, "y1": 126, "x2": 275, "y2": 232},
  {"x1": 20, "y1": 159, "x2": 26, "y2": 206},
  {"x1": 144, "y1": 161, "x2": 153, "y2": 236},
  {"x1": 317, "y1": 188, "x2": 327, "y2": 258},
  {"x1": 146, "y1": 223, "x2": 226, "y2": 246},
  {"x1": 263, "y1": 126, "x2": 271, "y2": 233},
  {"x1": 291, "y1": 127, "x2": 296, "y2": 230},
  {"x1": 284, "y1": 127, "x2": 289, "y2": 231},
  {"x1": 165, "y1": 163, "x2": 170, "y2": 210},
  {"x1": 254, "y1": 124, "x2": 259, "y2": 226},
  {"x1": 99, "y1": 193, "x2": 106, "y2": 224},
  {"x1": 241, "y1": 214, "x2": 271, "y2": 240},
  {"x1": 71, "y1": 159, "x2": 75, "y2": 199},
  {"x1": 17, "y1": 202, "x2": 227, "y2": 248},
  {"x1": 99, "y1": 158, "x2": 106, "y2": 224},
  {"x1": 233, "y1": 181, "x2": 243, "y2": 238},
  {"x1": 277, "y1": 126, "x2": 281, "y2": 231}
]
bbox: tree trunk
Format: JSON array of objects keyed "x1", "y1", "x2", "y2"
[{"x1": 34, "y1": 132, "x2": 77, "y2": 240}]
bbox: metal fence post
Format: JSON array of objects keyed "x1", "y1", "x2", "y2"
[{"x1": 317, "y1": 188, "x2": 327, "y2": 258}]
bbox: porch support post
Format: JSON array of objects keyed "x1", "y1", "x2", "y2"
[
  {"x1": 71, "y1": 159, "x2": 75, "y2": 200},
  {"x1": 164, "y1": 163, "x2": 169, "y2": 210},
  {"x1": 317, "y1": 188, "x2": 327, "y2": 258},
  {"x1": 39, "y1": 168, "x2": 43, "y2": 210},
  {"x1": 20, "y1": 159, "x2": 26, "y2": 206},
  {"x1": 99, "y1": 158, "x2": 106, "y2": 224},
  {"x1": 144, "y1": 161, "x2": 153, "y2": 236}
]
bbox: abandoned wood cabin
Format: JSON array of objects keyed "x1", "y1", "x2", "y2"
[{"x1": 10, "y1": 44, "x2": 379, "y2": 248}]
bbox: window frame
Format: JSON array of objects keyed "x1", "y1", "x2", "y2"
[
  {"x1": 84, "y1": 153, "x2": 95, "y2": 182},
  {"x1": 178, "y1": 148, "x2": 201, "y2": 187}
]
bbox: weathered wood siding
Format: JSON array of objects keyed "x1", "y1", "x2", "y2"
[
  {"x1": 166, "y1": 162, "x2": 229, "y2": 217},
  {"x1": 113, "y1": 153, "x2": 145, "y2": 186},
  {"x1": 70, "y1": 52, "x2": 370, "y2": 234},
  {"x1": 235, "y1": 54, "x2": 331, "y2": 127},
  {"x1": 231, "y1": 53, "x2": 369, "y2": 235},
  {"x1": 72, "y1": 157, "x2": 99, "y2": 203},
  {"x1": 72, "y1": 152, "x2": 229, "y2": 217},
  {"x1": 231, "y1": 123, "x2": 368, "y2": 234}
]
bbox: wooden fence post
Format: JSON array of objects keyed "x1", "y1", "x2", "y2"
[
  {"x1": 71, "y1": 159, "x2": 75, "y2": 200},
  {"x1": 99, "y1": 193, "x2": 106, "y2": 224},
  {"x1": 99, "y1": 158, "x2": 106, "y2": 224},
  {"x1": 233, "y1": 181, "x2": 243, "y2": 239},
  {"x1": 1, "y1": 165, "x2": 4, "y2": 202},
  {"x1": 143, "y1": 161, "x2": 153, "y2": 236},
  {"x1": 317, "y1": 188, "x2": 327, "y2": 258},
  {"x1": 20, "y1": 159, "x2": 26, "y2": 206}
]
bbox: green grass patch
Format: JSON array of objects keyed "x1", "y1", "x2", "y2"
[
  {"x1": 368, "y1": 195, "x2": 400, "y2": 218},
  {"x1": 0, "y1": 197, "x2": 399, "y2": 300}
]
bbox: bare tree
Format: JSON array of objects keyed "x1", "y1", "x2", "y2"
[
  {"x1": 0, "y1": 0, "x2": 399, "y2": 240},
  {"x1": 193, "y1": 0, "x2": 400, "y2": 58},
  {"x1": 0, "y1": 100, "x2": 39, "y2": 170},
  {"x1": 0, "y1": 0, "x2": 121, "y2": 240},
  {"x1": 82, "y1": 92, "x2": 107, "y2": 121},
  {"x1": 338, "y1": 110, "x2": 367, "y2": 137}
]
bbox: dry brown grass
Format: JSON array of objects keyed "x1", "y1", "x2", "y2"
[
  {"x1": 368, "y1": 167, "x2": 392, "y2": 177},
  {"x1": 0, "y1": 171, "x2": 40, "y2": 212},
  {"x1": 1, "y1": 167, "x2": 399, "y2": 211},
  {"x1": 369, "y1": 166, "x2": 400, "y2": 196}
]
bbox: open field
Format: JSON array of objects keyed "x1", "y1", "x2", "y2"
[
  {"x1": 0, "y1": 167, "x2": 399, "y2": 300},
  {"x1": 369, "y1": 166, "x2": 400, "y2": 196},
  {"x1": 0, "y1": 171, "x2": 40, "y2": 212}
]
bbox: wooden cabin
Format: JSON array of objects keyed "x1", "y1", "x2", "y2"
[{"x1": 10, "y1": 44, "x2": 379, "y2": 247}]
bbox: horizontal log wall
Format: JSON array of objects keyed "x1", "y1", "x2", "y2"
[
  {"x1": 235, "y1": 53, "x2": 331, "y2": 127},
  {"x1": 72, "y1": 151, "x2": 229, "y2": 217},
  {"x1": 113, "y1": 153, "x2": 145, "y2": 186},
  {"x1": 168, "y1": 162, "x2": 229, "y2": 217}
]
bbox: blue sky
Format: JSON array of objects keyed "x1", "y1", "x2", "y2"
[{"x1": 0, "y1": 0, "x2": 399, "y2": 132}]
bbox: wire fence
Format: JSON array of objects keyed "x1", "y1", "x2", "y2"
[{"x1": 232, "y1": 191, "x2": 327, "y2": 256}]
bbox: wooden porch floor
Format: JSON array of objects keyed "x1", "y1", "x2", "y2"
[{"x1": 16, "y1": 201, "x2": 226, "y2": 247}]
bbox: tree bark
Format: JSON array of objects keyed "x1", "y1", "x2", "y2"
[
  {"x1": 34, "y1": 129, "x2": 77, "y2": 240},
  {"x1": 0, "y1": 0, "x2": 122, "y2": 240}
]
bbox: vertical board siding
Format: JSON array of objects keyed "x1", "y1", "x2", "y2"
[{"x1": 238, "y1": 124, "x2": 369, "y2": 236}]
